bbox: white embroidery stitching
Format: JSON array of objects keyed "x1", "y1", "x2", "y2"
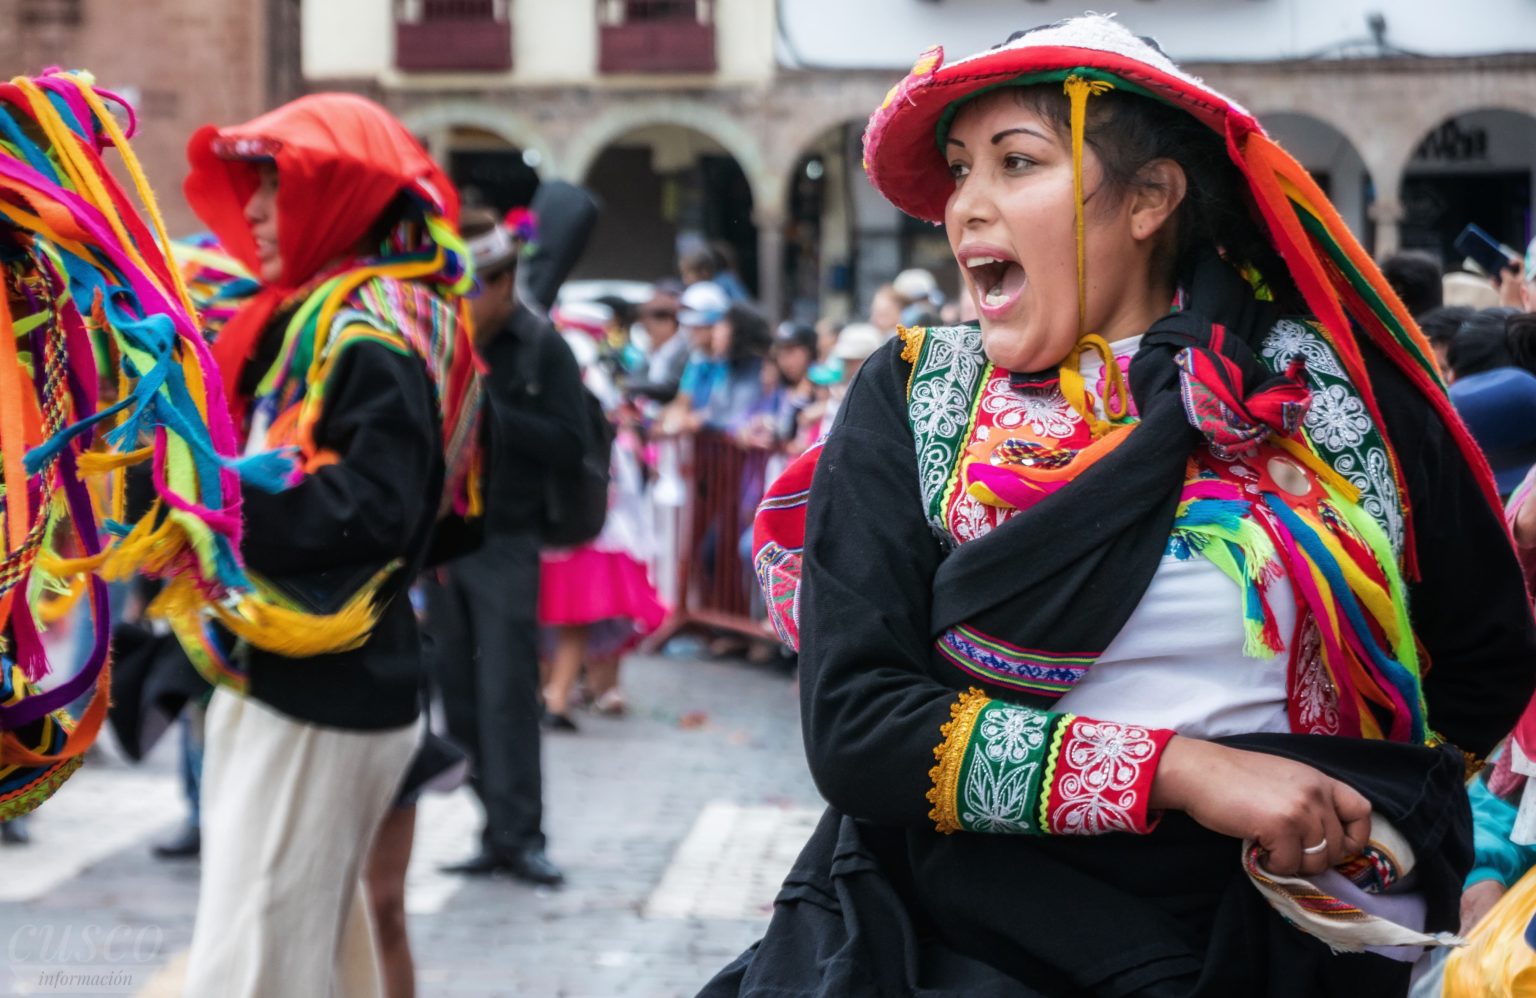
[{"x1": 1050, "y1": 721, "x2": 1158, "y2": 835}]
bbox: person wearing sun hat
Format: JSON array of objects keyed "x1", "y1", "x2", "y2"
[{"x1": 708, "y1": 15, "x2": 1536, "y2": 996}]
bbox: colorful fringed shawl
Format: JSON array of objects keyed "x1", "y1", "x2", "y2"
[
  {"x1": 0, "y1": 71, "x2": 262, "y2": 815},
  {"x1": 753, "y1": 14, "x2": 1507, "y2": 742},
  {"x1": 163, "y1": 244, "x2": 483, "y2": 691},
  {"x1": 170, "y1": 94, "x2": 482, "y2": 691}
]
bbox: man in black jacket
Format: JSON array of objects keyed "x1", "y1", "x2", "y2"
[{"x1": 427, "y1": 208, "x2": 587, "y2": 884}]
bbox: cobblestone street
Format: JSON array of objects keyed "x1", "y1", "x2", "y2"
[{"x1": 0, "y1": 654, "x2": 819, "y2": 998}]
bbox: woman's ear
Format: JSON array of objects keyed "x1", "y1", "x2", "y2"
[{"x1": 1129, "y1": 159, "x2": 1187, "y2": 243}]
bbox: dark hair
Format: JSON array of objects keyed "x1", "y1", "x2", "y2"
[
  {"x1": 1416, "y1": 305, "x2": 1472, "y2": 348},
  {"x1": 775, "y1": 321, "x2": 819, "y2": 356},
  {"x1": 1508, "y1": 312, "x2": 1536, "y2": 376},
  {"x1": 1381, "y1": 252, "x2": 1443, "y2": 318},
  {"x1": 1448, "y1": 307, "x2": 1520, "y2": 379},
  {"x1": 594, "y1": 294, "x2": 636, "y2": 329},
  {"x1": 998, "y1": 86, "x2": 1300, "y2": 309},
  {"x1": 362, "y1": 192, "x2": 425, "y2": 256},
  {"x1": 724, "y1": 302, "x2": 772, "y2": 369},
  {"x1": 680, "y1": 247, "x2": 717, "y2": 279}
]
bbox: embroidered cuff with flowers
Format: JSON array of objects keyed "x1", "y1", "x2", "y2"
[{"x1": 927, "y1": 688, "x2": 1175, "y2": 836}]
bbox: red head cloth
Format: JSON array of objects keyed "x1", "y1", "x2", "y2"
[{"x1": 183, "y1": 92, "x2": 459, "y2": 417}]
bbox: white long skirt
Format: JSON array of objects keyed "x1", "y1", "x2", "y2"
[{"x1": 183, "y1": 687, "x2": 419, "y2": 998}]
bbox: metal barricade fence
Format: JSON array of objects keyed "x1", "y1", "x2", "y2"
[{"x1": 645, "y1": 431, "x2": 777, "y2": 649}]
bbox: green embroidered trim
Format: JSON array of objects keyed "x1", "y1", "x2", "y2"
[
  {"x1": 905, "y1": 324, "x2": 989, "y2": 530},
  {"x1": 949, "y1": 700, "x2": 1067, "y2": 835},
  {"x1": 0, "y1": 754, "x2": 83, "y2": 822},
  {"x1": 938, "y1": 362, "x2": 994, "y2": 530},
  {"x1": 1257, "y1": 319, "x2": 1403, "y2": 554},
  {"x1": 1037, "y1": 712, "x2": 1073, "y2": 832}
]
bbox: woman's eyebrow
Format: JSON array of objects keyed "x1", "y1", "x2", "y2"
[
  {"x1": 992, "y1": 126, "x2": 1049, "y2": 144},
  {"x1": 944, "y1": 137, "x2": 965, "y2": 148}
]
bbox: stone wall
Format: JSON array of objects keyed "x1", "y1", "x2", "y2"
[{"x1": 0, "y1": 0, "x2": 285, "y2": 235}]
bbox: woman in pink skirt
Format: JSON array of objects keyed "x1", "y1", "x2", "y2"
[{"x1": 540, "y1": 303, "x2": 668, "y2": 730}]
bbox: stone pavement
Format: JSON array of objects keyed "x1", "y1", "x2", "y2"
[{"x1": 0, "y1": 653, "x2": 822, "y2": 997}]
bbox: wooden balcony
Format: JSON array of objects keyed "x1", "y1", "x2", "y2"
[
  {"x1": 396, "y1": 0, "x2": 512, "y2": 72},
  {"x1": 599, "y1": 0, "x2": 716, "y2": 74}
]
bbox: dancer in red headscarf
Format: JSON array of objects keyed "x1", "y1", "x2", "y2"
[{"x1": 179, "y1": 93, "x2": 479, "y2": 995}]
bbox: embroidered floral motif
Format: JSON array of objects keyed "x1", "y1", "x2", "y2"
[
  {"x1": 981, "y1": 387, "x2": 1078, "y2": 439},
  {"x1": 978, "y1": 704, "x2": 1051, "y2": 764},
  {"x1": 1261, "y1": 318, "x2": 1346, "y2": 378},
  {"x1": 1045, "y1": 719, "x2": 1166, "y2": 835},
  {"x1": 1333, "y1": 446, "x2": 1404, "y2": 553},
  {"x1": 907, "y1": 326, "x2": 987, "y2": 528},
  {"x1": 1256, "y1": 320, "x2": 1403, "y2": 554},
  {"x1": 961, "y1": 752, "x2": 1042, "y2": 834},
  {"x1": 1305, "y1": 383, "x2": 1371, "y2": 450},
  {"x1": 958, "y1": 701, "x2": 1055, "y2": 834},
  {"x1": 948, "y1": 488, "x2": 1003, "y2": 543},
  {"x1": 1293, "y1": 615, "x2": 1340, "y2": 735}
]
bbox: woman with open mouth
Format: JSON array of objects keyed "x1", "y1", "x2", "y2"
[{"x1": 707, "y1": 14, "x2": 1536, "y2": 997}]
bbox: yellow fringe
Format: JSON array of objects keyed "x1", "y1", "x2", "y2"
[
  {"x1": 215, "y1": 591, "x2": 379, "y2": 658},
  {"x1": 147, "y1": 571, "x2": 385, "y2": 661},
  {"x1": 36, "y1": 576, "x2": 86, "y2": 625},
  {"x1": 76, "y1": 446, "x2": 153, "y2": 475},
  {"x1": 926, "y1": 687, "x2": 990, "y2": 834}
]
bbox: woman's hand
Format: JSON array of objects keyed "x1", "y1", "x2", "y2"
[
  {"x1": 1496, "y1": 261, "x2": 1526, "y2": 309},
  {"x1": 1150, "y1": 736, "x2": 1373, "y2": 877},
  {"x1": 1460, "y1": 880, "x2": 1507, "y2": 934}
]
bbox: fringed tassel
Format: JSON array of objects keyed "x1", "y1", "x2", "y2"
[{"x1": 1175, "y1": 496, "x2": 1286, "y2": 658}]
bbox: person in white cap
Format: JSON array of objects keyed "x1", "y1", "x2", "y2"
[
  {"x1": 425, "y1": 206, "x2": 586, "y2": 886},
  {"x1": 662, "y1": 280, "x2": 731, "y2": 431}
]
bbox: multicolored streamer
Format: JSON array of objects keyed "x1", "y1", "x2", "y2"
[{"x1": 0, "y1": 69, "x2": 272, "y2": 814}]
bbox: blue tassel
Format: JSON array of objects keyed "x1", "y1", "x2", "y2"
[{"x1": 228, "y1": 449, "x2": 298, "y2": 494}]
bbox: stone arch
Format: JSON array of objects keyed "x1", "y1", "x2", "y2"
[
  {"x1": 564, "y1": 101, "x2": 778, "y2": 221},
  {"x1": 1257, "y1": 111, "x2": 1375, "y2": 239},
  {"x1": 397, "y1": 101, "x2": 559, "y2": 177},
  {"x1": 1395, "y1": 105, "x2": 1536, "y2": 261},
  {"x1": 772, "y1": 94, "x2": 882, "y2": 180},
  {"x1": 1385, "y1": 98, "x2": 1536, "y2": 190}
]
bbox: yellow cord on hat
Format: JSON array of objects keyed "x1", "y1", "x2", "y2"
[{"x1": 1057, "y1": 75, "x2": 1124, "y2": 433}]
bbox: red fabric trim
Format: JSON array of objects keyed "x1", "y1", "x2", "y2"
[
  {"x1": 862, "y1": 43, "x2": 1260, "y2": 224},
  {"x1": 1043, "y1": 716, "x2": 1174, "y2": 835}
]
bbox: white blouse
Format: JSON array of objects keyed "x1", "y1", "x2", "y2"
[{"x1": 1051, "y1": 334, "x2": 1296, "y2": 737}]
